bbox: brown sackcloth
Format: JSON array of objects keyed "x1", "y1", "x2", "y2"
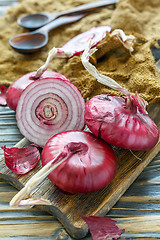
[{"x1": 0, "y1": 0, "x2": 160, "y2": 104}]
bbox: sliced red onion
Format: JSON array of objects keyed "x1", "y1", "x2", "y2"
[
  {"x1": 0, "y1": 85, "x2": 7, "y2": 106},
  {"x1": 81, "y1": 41, "x2": 159, "y2": 151},
  {"x1": 1, "y1": 145, "x2": 40, "y2": 174},
  {"x1": 16, "y1": 78, "x2": 85, "y2": 147},
  {"x1": 62, "y1": 26, "x2": 112, "y2": 55},
  {"x1": 6, "y1": 71, "x2": 69, "y2": 111}
]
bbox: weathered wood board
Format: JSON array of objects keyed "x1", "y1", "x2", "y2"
[{"x1": 0, "y1": 102, "x2": 160, "y2": 239}]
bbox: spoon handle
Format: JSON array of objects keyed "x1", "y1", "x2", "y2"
[
  {"x1": 55, "y1": 0, "x2": 118, "y2": 17},
  {"x1": 38, "y1": 14, "x2": 86, "y2": 33}
]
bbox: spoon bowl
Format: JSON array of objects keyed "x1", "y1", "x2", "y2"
[
  {"x1": 18, "y1": 0, "x2": 118, "y2": 30},
  {"x1": 18, "y1": 13, "x2": 50, "y2": 30},
  {"x1": 9, "y1": 32, "x2": 47, "y2": 54}
]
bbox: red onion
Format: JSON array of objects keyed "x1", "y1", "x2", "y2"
[
  {"x1": 10, "y1": 130, "x2": 117, "y2": 207},
  {"x1": 62, "y1": 26, "x2": 111, "y2": 56},
  {"x1": 6, "y1": 71, "x2": 69, "y2": 111},
  {"x1": 16, "y1": 78, "x2": 85, "y2": 147},
  {"x1": 85, "y1": 94, "x2": 159, "y2": 150},
  {"x1": 81, "y1": 41, "x2": 159, "y2": 151},
  {"x1": 41, "y1": 130, "x2": 117, "y2": 193}
]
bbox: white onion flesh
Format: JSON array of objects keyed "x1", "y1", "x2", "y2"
[{"x1": 16, "y1": 78, "x2": 85, "y2": 147}]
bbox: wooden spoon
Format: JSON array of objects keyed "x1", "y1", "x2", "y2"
[{"x1": 9, "y1": 14, "x2": 86, "y2": 54}]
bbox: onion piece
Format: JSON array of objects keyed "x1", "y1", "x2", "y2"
[
  {"x1": 81, "y1": 41, "x2": 159, "y2": 151},
  {"x1": 1, "y1": 145, "x2": 40, "y2": 174},
  {"x1": 6, "y1": 71, "x2": 69, "y2": 111},
  {"x1": 16, "y1": 78, "x2": 85, "y2": 147},
  {"x1": 0, "y1": 85, "x2": 7, "y2": 106},
  {"x1": 10, "y1": 130, "x2": 117, "y2": 207},
  {"x1": 82, "y1": 216, "x2": 125, "y2": 240}
]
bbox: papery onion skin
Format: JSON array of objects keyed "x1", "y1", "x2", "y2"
[
  {"x1": 62, "y1": 26, "x2": 111, "y2": 56},
  {"x1": 41, "y1": 130, "x2": 117, "y2": 194},
  {"x1": 1, "y1": 145, "x2": 40, "y2": 174},
  {"x1": 85, "y1": 95, "x2": 159, "y2": 151},
  {"x1": 16, "y1": 78, "x2": 85, "y2": 147},
  {"x1": 82, "y1": 216, "x2": 125, "y2": 240},
  {"x1": 6, "y1": 71, "x2": 69, "y2": 111}
]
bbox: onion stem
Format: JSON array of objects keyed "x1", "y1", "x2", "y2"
[
  {"x1": 10, "y1": 152, "x2": 68, "y2": 208},
  {"x1": 110, "y1": 29, "x2": 135, "y2": 52},
  {"x1": 81, "y1": 40, "x2": 130, "y2": 96},
  {"x1": 33, "y1": 47, "x2": 75, "y2": 79},
  {"x1": 33, "y1": 29, "x2": 135, "y2": 80}
]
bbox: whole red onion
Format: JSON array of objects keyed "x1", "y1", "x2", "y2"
[
  {"x1": 85, "y1": 94, "x2": 159, "y2": 151},
  {"x1": 81, "y1": 41, "x2": 159, "y2": 151},
  {"x1": 41, "y1": 130, "x2": 117, "y2": 193}
]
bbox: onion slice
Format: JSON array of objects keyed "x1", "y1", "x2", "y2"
[
  {"x1": 16, "y1": 78, "x2": 85, "y2": 147},
  {"x1": 81, "y1": 41, "x2": 159, "y2": 151},
  {"x1": 1, "y1": 145, "x2": 40, "y2": 174}
]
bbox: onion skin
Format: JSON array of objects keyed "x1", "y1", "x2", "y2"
[
  {"x1": 41, "y1": 130, "x2": 117, "y2": 194},
  {"x1": 16, "y1": 78, "x2": 85, "y2": 147},
  {"x1": 85, "y1": 95, "x2": 159, "y2": 151},
  {"x1": 2, "y1": 145, "x2": 40, "y2": 175},
  {"x1": 6, "y1": 71, "x2": 69, "y2": 111}
]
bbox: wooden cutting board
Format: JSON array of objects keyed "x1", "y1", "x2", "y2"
[{"x1": 0, "y1": 102, "x2": 160, "y2": 239}]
